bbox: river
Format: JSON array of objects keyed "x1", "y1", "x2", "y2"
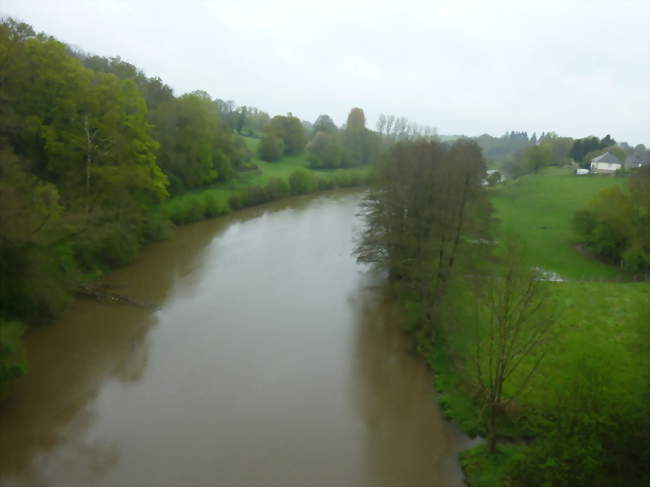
[{"x1": 0, "y1": 190, "x2": 472, "y2": 486}]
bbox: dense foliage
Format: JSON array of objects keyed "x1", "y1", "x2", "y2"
[
  {"x1": 259, "y1": 114, "x2": 306, "y2": 161},
  {"x1": 574, "y1": 166, "x2": 650, "y2": 273}
]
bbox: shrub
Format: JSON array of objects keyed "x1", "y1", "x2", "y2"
[
  {"x1": 289, "y1": 169, "x2": 314, "y2": 195},
  {"x1": 204, "y1": 193, "x2": 230, "y2": 217},
  {"x1": 265, "y1": 177, "x2": 290, "y2": 198},
  {"x1": 142, "y1": 211, "x2": 175, "y2": 241}
]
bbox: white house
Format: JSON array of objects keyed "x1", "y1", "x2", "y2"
[{"x1": 590, "y1": 152, "x2": 622, "y2": 174}]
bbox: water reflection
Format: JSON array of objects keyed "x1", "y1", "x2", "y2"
[{"x1": 350, "y1": 277, "x2": 470, "y2": 486}]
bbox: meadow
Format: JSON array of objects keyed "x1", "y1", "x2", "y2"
[
  {"x1": 489, "y1": 166, "x2": 627, "y2": 280},
  {"x1": 447, "y1": 167, "x2": 649, "y2": 485}
]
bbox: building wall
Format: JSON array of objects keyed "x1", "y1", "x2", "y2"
[{"x1": 590, "y1": 162, "x2": 621, "y2": 173}]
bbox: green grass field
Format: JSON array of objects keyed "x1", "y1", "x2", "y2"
[
  {"x1": 487, "y1": 166, "x2": 647, "y2": 409},
  {"x1": 490, "y1": 167, "x2": 626, "y2": 280},
  {"x1": 455, "y1": 167, "x2": 649, "y2": 484}
]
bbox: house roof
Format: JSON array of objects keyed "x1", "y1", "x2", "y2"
[{"x1": 591, "y1": 152, "x2": 621, "y2": 164}]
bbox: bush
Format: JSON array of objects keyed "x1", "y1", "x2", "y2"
[
  {"x1": 265, "y1": 177, "x2": 290, "y2": 198},
  {"x1": 289, "y1": 169, "x2": 314, "y2": 195},
  {"x1": 333, "y1": 170, "x2": 352, "y2": 187},
  {"x1": 227, "y1": 192, "x2": 250, "y2": 210},
  {"x1": 142, "y1": 211, "x2": 175, "y2": 241},
  {"x1": 203, "y1": 193, "x2": 230, "y2": 217}
]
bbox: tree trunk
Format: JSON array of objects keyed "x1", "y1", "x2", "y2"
[{"x1": 486, "y1": 405, "x2": 498, "y2": 454}]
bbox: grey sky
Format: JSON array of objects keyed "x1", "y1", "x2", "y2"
[{"x1": 3, "y1": 0, "x2": 650, "y2": 144}]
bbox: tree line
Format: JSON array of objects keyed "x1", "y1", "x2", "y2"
[{"x1": 471, "y1": 130, "x2": 648, "y2": 180}]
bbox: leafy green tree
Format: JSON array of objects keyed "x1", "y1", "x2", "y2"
[
  {"x1": 259, "y1": 114, "x2": 305, "y2": 160},
  {"x1": 526, "y1": 144, "x2": 552, "y2": 173},
  {"x1": 538, "y1": 133, "x2": 574, "y2": 165},
  {"x1": 306, "y1": 131, "x2": 342, "y2": 168},
  {"x1": 150, "y1": 93, "x2": 227, "y2": 193},
  {"x1": 258, "y1": 130, "x2": 284, "y2": 161},
  {"x1": 342, "y1": 107, "x2": 378, "y2": 167},
  {"x1": 574, "y1": 167, "x2": 649, "y2": 272},
  {"x1": 346, "y1": 107, "x2": 366, "y2": 132}
]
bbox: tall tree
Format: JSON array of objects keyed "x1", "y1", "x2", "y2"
[
  {"x1": 313, "y1": 114, "x2": 338, "y2": 134},
  {"x1": 355, "y1": 139, "x2": 491, "y2": 329},
  {"x1": 468, "y1": 243, "x2": 555, "y2": 453}
]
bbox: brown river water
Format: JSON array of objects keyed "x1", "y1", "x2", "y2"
[{"x1": 0, "y1": 190, "x2": 473, "y2": 486}]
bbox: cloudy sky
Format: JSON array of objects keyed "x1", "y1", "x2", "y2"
[{"x1": 3, "y1": 0, "x2": 649, "y2": 144}]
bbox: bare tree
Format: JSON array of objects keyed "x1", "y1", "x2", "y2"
[{"x1": 470, "y1": 244, "x2": 555, "y2": 453}]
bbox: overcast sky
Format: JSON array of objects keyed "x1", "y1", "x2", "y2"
[{"x1": 3, "y1": 0, "x2": 649, "y2": 144}]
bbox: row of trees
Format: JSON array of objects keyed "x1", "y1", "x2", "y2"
[
  {"x1": 258, "y1": 107, "x2": 381, "y2": 169},
  {"x1": 354, "y1": 138, "x2": 557, "y2": 458},
  {"x1": 476, "y1": 129, "x2": 648, "y2": 180},
  {"x1": 258, "y1": 113, "x2": 306, "y2": 161}
]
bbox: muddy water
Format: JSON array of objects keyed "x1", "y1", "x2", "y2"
[{"x1": 0, "y1": 190, "x2": 471, "y2": 486}]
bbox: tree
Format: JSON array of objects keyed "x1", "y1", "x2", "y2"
[
  {"x1": 306, "y1": 131, "x2": 342, "y2": 168},
  {"x1": 261, "y1": 114, "x2": 306, "y2": 159},
  {"x1": 346, "y1": 107, "x2": 366, "y2": 132},
  {"x1": 355, "y1": 139, "x2": 491, "y2": 329},
  {"x1": 469, "y1": 243, "x2": 555, "y2": 453},
  {"x1": 569, "y1": 135, "x2": 616, "y2": 166},
  {"x1": 258, "y1": 130, "x2": 284, "y2": 161},
  {"x1": 526, "y1": 144, "x2": 551, "y2": 173},
  {"x1": 236, "y1": 106, "x2": 247, "y2": 134},
  {"x1": 342, "y1": 107, "x2": 377, "y2": 167},
  {"x1": 573, "y1": 168, "x2": 649, "y2": 272},
  {"x1": 313, "y1": 114, "x2": 337, "y2": 134}
]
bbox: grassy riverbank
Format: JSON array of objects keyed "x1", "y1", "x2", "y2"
[
  {"x1": 159, "y1": 136, "x2": 369, "y2": 225},
  {"x1": 429, "y1": 167, "x2": 649, "y2": 485}
]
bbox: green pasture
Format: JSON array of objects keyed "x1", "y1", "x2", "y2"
[{"x1": 490, "y1": 167, "x2": 626, "y2": 280}]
